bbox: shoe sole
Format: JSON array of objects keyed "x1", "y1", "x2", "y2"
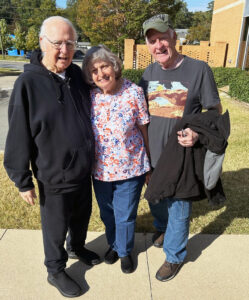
[
  {"x1": 68, "y1": 253, "x2": 101, "y2": 266},
  {"x1": 104, "y1": 257, "x2": 119, "y2": 264},
  {"x1": 78, "y1": 256, "x2": 101, "y2": 266},
  {"x1": 155, "y1": 263, "x2": 183, "y2": 282},
  {"x1": 47, "y1": 277, "x2": 82, "y2": 298}
]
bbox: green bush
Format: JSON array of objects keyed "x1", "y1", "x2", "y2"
[
  {"x1": 122, "y1": 69, "x2": 145, "y2": 85},
  {"x1": 123, "y1": 67, "x2": 249, "y2": 103},
  {"x1": 212, "y1": 67, "x2": 249, "y2": 103},
  {"x1": 229, "y1": 72, "x2": 249, "y2": 103},
  {"x1": 212, "y1": 67, "x2": 242, "y2": 88}
]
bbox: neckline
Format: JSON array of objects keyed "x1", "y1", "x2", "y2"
[{"x1": 158, "y1": 55, "x2": 186, "y2": 72}]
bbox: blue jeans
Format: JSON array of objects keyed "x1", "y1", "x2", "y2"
[
  {"x1": 93, "y1": 174, "x2": 145, "y2": 257},
  {"x1": 149, "y1": 197, "x2": 192, "y2": 264}
]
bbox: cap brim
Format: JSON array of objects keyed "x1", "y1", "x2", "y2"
[{"x1": 143, "y1": 24, "x2": 170, "y2": 36}]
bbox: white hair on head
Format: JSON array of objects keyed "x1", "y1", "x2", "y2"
[
  {"x1": 39, "y1": 16, "x2": 78, "y2": 41},
  {"x1": 145, "y1": 28, "x2": 175, "y2": 43}
]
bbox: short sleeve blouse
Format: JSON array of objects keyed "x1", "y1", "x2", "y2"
[{"x1": 91, "y1": 79, "x2": 151, "y2": 181}]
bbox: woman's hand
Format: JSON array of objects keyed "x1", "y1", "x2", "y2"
[{"x1": 145, "y1": 170, "x2": 152, "y2": 185}]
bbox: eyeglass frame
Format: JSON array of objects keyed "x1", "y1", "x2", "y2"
[{"x1": 43, "y1": 35, "x2": 77, "y2": 50}]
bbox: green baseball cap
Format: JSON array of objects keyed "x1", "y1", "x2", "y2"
[{"x1": 143, "y1": 14, "x2": 173, "y2": 36}]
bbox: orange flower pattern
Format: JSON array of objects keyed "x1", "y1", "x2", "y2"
[{"x1": 91, "y1": 79, "x2": 151, "y2": 181}]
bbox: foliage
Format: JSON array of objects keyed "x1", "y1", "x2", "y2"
[
  {"x1": 212, "y1": 67, "x2": 242, "y2": 87},
  {"x1": 229, "y1": 71, "x2": 249, "y2": 103},
  {"x1": 174, "y1": 0, "x2": 193, "y2": 29},
  {"x1": 123, "y1": 67, "x2": 249, "y2": 104},
  {"x1": 0, "y1": 0, "x2": 14, "y2": 25},
  {"x1": 1, "y1": 0, "x2": 60, "y2": 38},
  {"x1": 122, "y1": 68, "x2": 145, "y2": 85},
  {"x1": 76, "y1": 0, "x2": 182, "y2": 56},
  {"x1": 212, "y1": 67, "x2": 249, "y2": 103},
  {"x1": 26, "y1": 26, "x2": 39, "y2": 50},
  {"x1": 0, "y1": 18, "x2": 13, "y2": 58},
  {"x1": 13, "y1": 23, "x2": 26, "y2": 51},
  {"x1": 186, "y1": 1, "x2": 213, "y2": 42}
]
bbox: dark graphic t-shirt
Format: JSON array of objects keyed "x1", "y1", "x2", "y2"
[{"x1": 139, "y1": 56, "x2": 220, "y2": 167}]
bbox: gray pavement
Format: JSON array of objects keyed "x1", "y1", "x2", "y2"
[
  {"x1": 0, "y1": 75, "x2": 18, "y2": 150},
  {"x1": 0, "y1": 230, "x2": 249, "y2": 300}
]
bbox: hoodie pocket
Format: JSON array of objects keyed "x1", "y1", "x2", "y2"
[{"x1": 63, "y1": 145, "x2": 91, "y2": 183}]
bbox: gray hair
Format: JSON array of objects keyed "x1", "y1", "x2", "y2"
[
  {"x1": 82, "y1": 44, "x2": 122, "y2": 85},
  {"x1": 39, "y1": 16, "x2": 78, "y2": 41}
]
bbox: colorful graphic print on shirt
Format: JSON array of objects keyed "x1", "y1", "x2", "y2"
[{"x1": 147, "y1": 80, "x2": 189, "y2": 118}]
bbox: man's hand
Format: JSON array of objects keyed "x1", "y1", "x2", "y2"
[
  {"x1": 177, "y1": 128, "x2": 199, "y2": 147},
  {"x1": 19, "y1": 188, "x2": 37, "y2": 206}
]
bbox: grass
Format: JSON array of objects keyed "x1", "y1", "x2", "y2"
[
  {"x1": 0, "y1": 67, "x2": 22, "y2": 76},
  {"x1": 0, "y1": 55, "x2": 28, "y2": 62},
  {"x1": 0, "y1": 92, "x2": 249, "y2": 234}
]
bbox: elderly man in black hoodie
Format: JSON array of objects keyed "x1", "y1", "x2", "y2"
[{"x1": 4, "y1": 16, "x2": 100, "y2": 298}]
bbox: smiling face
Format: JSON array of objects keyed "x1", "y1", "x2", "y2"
[
  {"x1": 40, "y1": 20, "x2": 75, "y2": 73},
  {"x1": 146, "y1": 29, "x2": 178, "y2": 69},
  {"x1": 90, "y1": 60, "x2": 117, "y2": 94}
]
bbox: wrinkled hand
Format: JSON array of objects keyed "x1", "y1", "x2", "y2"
[
  {"x1": 177, "y1": 128, "x2": 199, "y2": 147},
  {"x1": 19, "y1": 188, "x2": 37, "y2": 206}
]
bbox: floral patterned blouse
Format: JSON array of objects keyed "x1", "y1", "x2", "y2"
[{"x1": 91, "y1": 79, "x2": 151, "y2": 181}]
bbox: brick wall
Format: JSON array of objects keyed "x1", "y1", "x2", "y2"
[
  {"x1": 210, "y1": 0, "x2": 245, "y2": 67},
  {"x1": 124, "y1": 39, "x2": 228, "y2": 69}
]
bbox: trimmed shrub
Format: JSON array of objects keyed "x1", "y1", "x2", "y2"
[
  {"x1": 122, "y1": 69, "x2": 145, "y2": 85},
  {"x1": 212, "y1": 67, "x2": 242, "y2": 88},
  {"x1": 229, "y1": 71, "x2": 249, "y2": 103},
  {"x1": 122, "y1": 67, "x2": 249, "y2": 103}
]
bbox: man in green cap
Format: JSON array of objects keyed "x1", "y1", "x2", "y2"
[{"x1": 139, "y1": 14, "x2": 222, "y2": 282}]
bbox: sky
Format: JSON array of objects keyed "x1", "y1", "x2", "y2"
[{"x1": 56, "y1": 0, "x2": 210, "y2": 12}]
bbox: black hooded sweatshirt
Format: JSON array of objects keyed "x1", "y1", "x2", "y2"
[{"x1": 4, "y1": 50, "x2": 95, "y2": 192}]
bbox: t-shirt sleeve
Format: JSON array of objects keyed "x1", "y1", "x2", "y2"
[
  {"x1": 200, "y1": 63, "x2": 220, "y2": 109},
  {"x1": 135, "y1": 86, "x2": 150, "y2": 125}
]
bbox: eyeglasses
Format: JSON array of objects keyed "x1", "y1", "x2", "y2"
[{"x1": 43, "y1": 35, "x2": 76, "y2": 50}]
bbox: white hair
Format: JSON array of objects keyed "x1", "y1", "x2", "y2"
[
  {"x1": 39, "y1": 16, "x2": 78, "y2": 41},
  {"x1": 145, "y1": 28, "x2": 175, "y2": 44}
]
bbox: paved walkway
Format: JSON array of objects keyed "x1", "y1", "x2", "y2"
[{"x1": 0, "y1": 229, "x2": 249, "y2": 300}]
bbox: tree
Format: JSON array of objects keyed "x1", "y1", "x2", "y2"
[
  {"x1": 26, "y1": 26, "x2": 39, "y2": 50},
  {"x1": 173, "y1": 1, "x2": 193, "y2": 29},
  {"x1": 76, "y1": 0, "x2": 182, "y2": 56},
  {"x1": 186, "y1": 1, "x2": 214, "y2": 42},
  {"x1": 13, "y1": 22, "x2": 26, "y2": 51},
  {"x1": 63, "y1": 0, "x2": 87, "y2": 41},
  {"x1": 11, "y1": 0, "x2": 41, "y2": 29},
  {"x1": 0, "y1": 0, "x2": 15, "y2": 25},
  {"x1": 0, "y1": 18, "x2": 13, "y2": 58}
]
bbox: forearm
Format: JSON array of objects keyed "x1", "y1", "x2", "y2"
[{"x1": 138, "y1": 123, "x2": 151, "y2": 162}]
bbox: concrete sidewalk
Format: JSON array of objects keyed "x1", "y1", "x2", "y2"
[
  {"x1": 0, "y1": 230, "x2": 249, "y2": 300},
  {"x1": 0, "y1": 76, "x2": 18, "y2": 100}
]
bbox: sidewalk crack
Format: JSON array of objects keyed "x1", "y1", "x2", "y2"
[
  {"x1": 0, "y1": 229, "x2": 8, "y2": 241},
  {"x1": 145, "y1": 233, "x2": 153, "y2": 300}
]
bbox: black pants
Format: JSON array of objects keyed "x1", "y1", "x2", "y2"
[{"x1": 39, "y1": 177, "x2": 92, "y2": 274}]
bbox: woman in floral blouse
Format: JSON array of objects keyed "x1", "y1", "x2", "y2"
[{"x1": 83, "y1": 45, "x2": 151, "y2": 274}]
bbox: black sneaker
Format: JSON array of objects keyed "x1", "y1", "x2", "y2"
[
  {"x1": 47, "y1": 270, "x2": 82, "y2": 297},
  {"x1": 152, "y1": 231, "x2": 165, "y2": 248},
  {"x1": 155, "y1": 261, "x2": 183, "y2": 282},
  {"x1": 104, "y1": 247, "x2": 119, "y2": 264},
  {"x1": 120, "y1": 255, "x2": 134, "y2": 274},
  {"x1": 67, "y1": 247, "x2": 101, "y2": 266}
]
